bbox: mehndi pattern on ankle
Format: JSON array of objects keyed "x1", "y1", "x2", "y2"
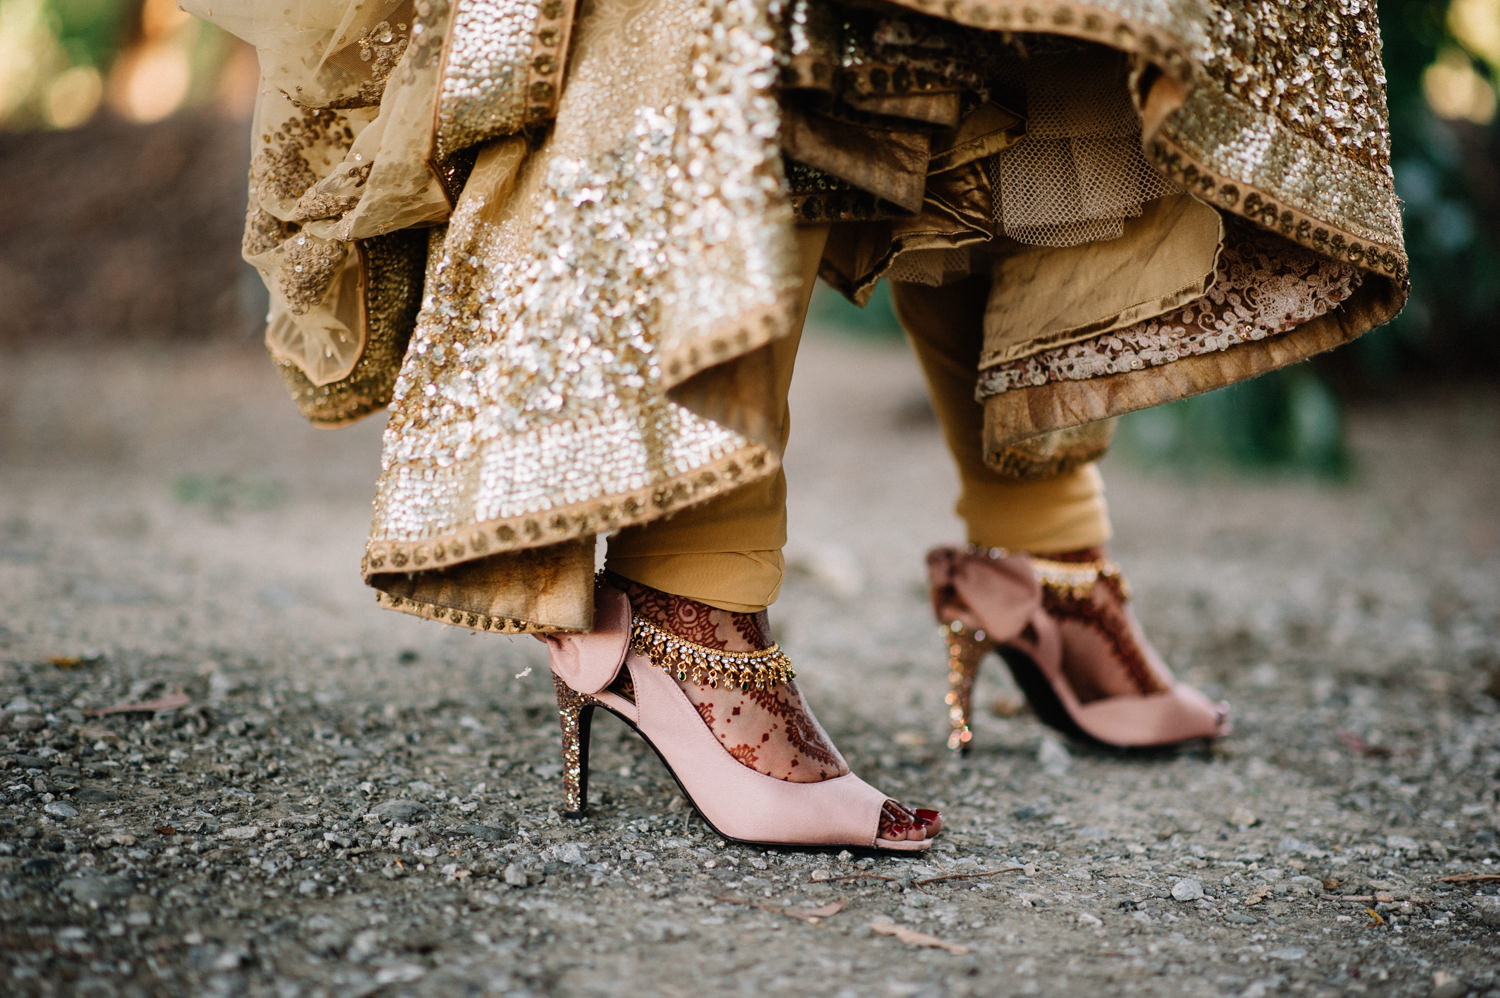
[{"x1": 629, "y1": 615, "x2": 795, "y2": 691}]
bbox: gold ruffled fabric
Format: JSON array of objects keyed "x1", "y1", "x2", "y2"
[
  {"x1": 181, "y1": 0, "x2": 574, "y2": 423},
  {"x1": 194, "y1": 0, "x2": 1406, "y2": 633},
  {"x1": 778, "y1": 0, "x2": 1404, "y2": 462}
]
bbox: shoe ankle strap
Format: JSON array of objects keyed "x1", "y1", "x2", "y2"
[
  {"x1": 961, "y1": 544, "x2": 1129, "y2": 601},
  {"x1": 629, "y1": 615, "x2": 796, "y2": 691}
]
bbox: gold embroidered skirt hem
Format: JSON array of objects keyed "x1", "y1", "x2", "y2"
[{"x1": 193, "y1": 0, "x2": 1407, "y2": 634}]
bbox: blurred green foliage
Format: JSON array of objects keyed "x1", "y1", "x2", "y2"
[
  {"x1": 47, "y1": 0, "x2": 132, "y2": 67},
  {"x1": 1375, "y1": 0, "x2": 1500, "y2": 377}
]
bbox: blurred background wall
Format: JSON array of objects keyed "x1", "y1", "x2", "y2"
[{"x1": 1, "y1": 0, "x2": 1496, "y2": 471}]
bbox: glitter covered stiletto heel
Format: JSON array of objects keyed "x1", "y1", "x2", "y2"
[
  {"x1": 928, "y1": 545, "x2": 1230, "y2": 752},
  {"x1": 542, "y1": 581, "x2": 939, "y2": 851}
]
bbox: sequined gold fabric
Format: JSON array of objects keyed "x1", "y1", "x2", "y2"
[
  {"x1": 194, "y1": 0, "x2": 1407, "y2": 634},
  {"x1": 872, "y1": 0, "x2": 1404, "y2": 279},
  {"x1": 433, "y1": 0, "x2": 575, "y2": 160},
  {"x1": 274, "y1": 229, "x2": 427, "y2": 425},
  {"x1": 362, "y1": 0, "x2": 804, "y2": 623},
  {"x1": 978, "y1": 216, "x2": 1362, "y2": 394}
]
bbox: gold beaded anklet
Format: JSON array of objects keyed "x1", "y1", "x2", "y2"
[
  {"x1": 963, "y1": 544, "x2": 1129, "y2": 601},
  {"x1": 628, "y1": 616, "x2": 795, "y2": 691},
  {"x1": 1030, "y1": 557, "x2": 1129, "y2": 601}
]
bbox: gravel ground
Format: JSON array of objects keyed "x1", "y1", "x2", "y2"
[{"x1": 1, "y1": 334, "x2": 1497, "y2": 997}]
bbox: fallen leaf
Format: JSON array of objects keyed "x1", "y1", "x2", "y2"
[
  {"x1": 1322, "y1": 879, "x2": 1341, "y2": 891},
  {"x1": 1245, "y1": 886, "x2": 1272, "y2": 906},
  {"x1": 1436, "y1": 873, "x2": 1500, "y2": 884},
  {"x1": 1365, "y1": 907, "x2": 1385, "y2": 927},
  {"x1": 87, "y1": 691, "x2": 191, "y2": 716},
  {"x1": 869, "y1": 918, "x2": 969, "y2": 955},
  {"x1": 48, "y1": 656, "x2": 87, "y2": 669},
  {"x1": 815, "y1": 872, "x2": 896, "y2": 884},
  {"x1": 1336, "y1": 729, "x2": 1392, "y2": 758},
  {"x1": 914, "y1": 866, "x2": 1024, "y2": 887}
]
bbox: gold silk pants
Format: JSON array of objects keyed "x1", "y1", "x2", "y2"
[{"x1": 604, "y1": 226, "x2": 1110, "y2": 612}]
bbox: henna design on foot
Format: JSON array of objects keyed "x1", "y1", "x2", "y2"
[{"x1": 608, "y1": 574, "x2": 938, "y2": 842}]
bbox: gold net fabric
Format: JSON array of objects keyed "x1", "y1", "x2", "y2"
[{"x1": 988, "y1": 51, "x2": 1179, "y2": 248}]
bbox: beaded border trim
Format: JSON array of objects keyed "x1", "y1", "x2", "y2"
[
  {"x1": 433, "y1": 0, "x2": 575, "y2": 162},
  {"x1": 364, "y1": 444, "x2": 772, "y2": 575},
  {"x1": 628, "y1": 616, "x2": 795, "y2": 691}
]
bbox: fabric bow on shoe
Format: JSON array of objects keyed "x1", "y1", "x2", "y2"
[{"x1": 540, "y1": 583, "x2": 630, "y2": 695}]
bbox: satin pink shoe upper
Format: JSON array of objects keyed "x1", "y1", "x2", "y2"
[
  {"x1": 928, "y1": 545, "x2": 1230, "y2": 748},
  {"x1": 543, "y1": 583, "x2": 932, "y2": 851}
]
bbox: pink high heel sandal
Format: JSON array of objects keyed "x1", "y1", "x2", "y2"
[
  {"x1": 541, "y1": 581, "x2": 938, "y2": 851},
  {"x1": 927, "y1": 545, "x2": 1230, "y2": 752}
]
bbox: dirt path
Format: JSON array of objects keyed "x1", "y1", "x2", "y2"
[{"x1": 2, "y1": 335, "x2": 1497, "y2": 997}]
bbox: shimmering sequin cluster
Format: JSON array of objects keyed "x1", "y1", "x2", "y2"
[
  {"x1": 366, "y1": 0, "x2": 801, "y2": 584},
  {"x1": 943, "y1": 621, "x2": 989, "y2": 753},
  {"x1": 434, "y1": 0, "x2": 574, "y2": 160},
  {"x1": 275, "y1": 231, "x2": 427, "y2": 426},
  {"x1": 552, "y1": 674, "x2": 594, "y2": 814}
]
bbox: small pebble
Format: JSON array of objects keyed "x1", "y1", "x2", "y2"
[
  {"x1": 1037, "y1": 737, "x2": 1072, "y2": 776},
  {"x1": 1430, "y1": 971, "x2": 1465, "y2": 998},
  {"x1": 1171, "y1": 878, "x2": 1205, "y2": 902},
  {"x1": 370, "y1": 800, "x2": 429, "y2": 823},
  {"x1": 1228, "y1": 807, "x2": 1258, "y2": 828},
  {"x1": 60, "y1": 876, "x2": 131, "y2": 906},
  {"x1": 1472, "y1": 896, "x2": 1500, "y2": 927}
]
